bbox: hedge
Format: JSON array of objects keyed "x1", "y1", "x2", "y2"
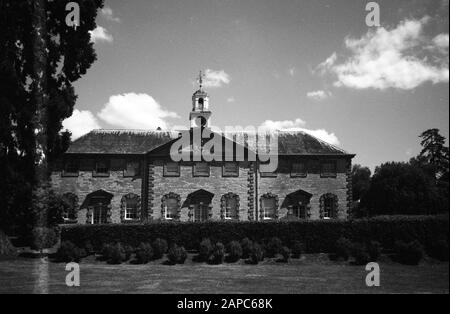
[{"x1": 61, "y1": 215, "x2": 449, "y2": 254}]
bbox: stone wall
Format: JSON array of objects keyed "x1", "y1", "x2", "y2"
[
  {"x1": 51, "y1": 157, "x2": 143, "y2": 224},
  {"x1": 149, "y1": 160, "x2": 252, "y2": 222},
  {"x1": 257, "y1": 157, "x2": 351, "y2": 220}
]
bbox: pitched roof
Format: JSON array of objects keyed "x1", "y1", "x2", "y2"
[
  {"x1": 66, "y1": 129, "x2": 180, "y2": 155},
  {"x1": 66, "y1": 129, "x2": 354, "y2": 157}
]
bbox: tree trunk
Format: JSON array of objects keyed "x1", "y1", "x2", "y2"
[{"x1": 30, "y1": 0, "x2": 49, "y2": 227}]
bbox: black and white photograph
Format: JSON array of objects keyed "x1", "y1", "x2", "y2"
[{"x1": 0, "y1": 0, "x2": 449, "y2": 300}]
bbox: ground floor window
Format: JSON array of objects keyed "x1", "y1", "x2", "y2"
[
  {"x1": 221, "y1": 193, "x2": 239, "y2": 220},
  {"x1": 260, "y1": 193, "x2": 279, "y2": 220},
  {"x1": 162, "y1": 193, "x2": 181, "y2": 220},
  {"x1": 121, "y1": 193, "x2": 141, "y2": 222},
  {"x1": 61, "y1": 193, "x2": 78, "y2": 222},
  {"x1": 320, "y1": 193, "x2": 338, "y2": 219}
]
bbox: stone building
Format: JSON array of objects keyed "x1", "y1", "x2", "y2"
[{"x1": 51, "y1": 82, "x2": 355, "y2": 224}]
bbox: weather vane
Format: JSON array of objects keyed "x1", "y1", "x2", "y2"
[{"x1": 198, "y1": 70, "x2": 205, "y2": 91}]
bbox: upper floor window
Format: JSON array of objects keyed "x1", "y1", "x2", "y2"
[
  {"x1": 63, "y1": 160, "x2": 79, "y2": 177},
  {"x1": 260, "y1": 171, "x2": 277, "y2": 178},
  {"x1": 321, "y1": 160, "x2": 337, "y2": 178},
  {"x1": 94, "y1": 160, "x2": 110, "y2": 177},
  {"x1": 291, "y1": 162, "x2": 307, "y2": 177},
  {"x1": 223, "y1": 162, "x2": 239, "y2": 177},
  {"x1": 164, "y1": 162, "x2": 180, "y2": 177},
  {"x1": 193, "y1": 162, "x2": 210, "y2": 177},
  {"x1": 124, "y1": 161, "x2": 140, "y2": 177}
]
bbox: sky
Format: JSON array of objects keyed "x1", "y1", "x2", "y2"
[{"x1": 63, "y1": 0, "x2": 450, "y2": 170}]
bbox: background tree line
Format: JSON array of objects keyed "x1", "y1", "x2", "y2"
[
  {"x1": 351, "y1": 129, "x2": 449, "y2": 217},
  {"x1": 0, "y1": 0, "x2": 104, "y2": 235}
]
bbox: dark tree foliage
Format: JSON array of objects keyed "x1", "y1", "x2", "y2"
[
  {"x1": 350, "y1": 164, "x2": 371, "y2": 217},
  {"x1": 0, "y1": 0, "x2": 103, "y2": 234},
  {"x1": 363, "y1": 162, "x2": 441, "y2": 216}
]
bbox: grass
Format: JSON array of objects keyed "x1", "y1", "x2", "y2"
[{"x1": 0, "y1": 254, "x2": 448, "y2": 294}]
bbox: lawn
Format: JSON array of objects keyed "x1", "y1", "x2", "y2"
[{"x1": 0, "y1": 254, "x2": 448, "y2": 294}]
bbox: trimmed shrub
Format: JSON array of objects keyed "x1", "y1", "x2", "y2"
[
  {"x1": 367, "y1": 241, "x2": 382, "y2": 262},
  {"x1": 249, "y1": 243, "x2": 264, "y2": 264},
  {"x1": 240, "y1": 238, "x2": 253, "y2": 259},
  {"x1": 227, "y1": 241, "x2": 243, "y2": 262},
  {"x1": 427, "y1": 239, "x2": 449, "y2": 261},
  {"x1": 351, "y1": 243, "x2": 370, "y2": 265},
  {"x1": 280, "y1": 246, "x2": 291, "y2": 263},
  {"x1": 395, "y1": 240, "x2": 424, "y2": 265},
  {"x1": 291, "y1": 241, "x2": 304, "y2": 259},
  {"x1": 83, "y1": 241, "x2": 95, "y2": 256},
  {"x1": 61, "y1": 216, "x2": 449, "y2": 254},
  {"x1": 167, "y1": 245, "x2": 188, "y2": 264},
  {"x1": 265, "y1": 237, "x2": 283, "y2": 258},
  {"x1": 55, "y1": 241, "x2": 85, "y2": 263},
  {"x1": 135, "y1": 243, "x2": 153, "y2": 264},
  {"x1": 152, "y1": 238, "x2": 168, "y2": 260},
  {"x1": 101, "y1": 243, "x2": 114, "y2": 261},
  {"x1": 30, "y1": 227, "x2": 58, "y2": 252},
  {"x1": 0, "y1": 230, "x2": 16, "y2": 257},
  {"x1": 199, "y1": 238, "x2": 213, "y2": 262},
  {"x1": 208, "y1": 242, "x2": 225, "y2": 265},
  {"x1": 108, "y1": 243, "x2": 127, "y2": 265},
  {"x1": 333, "y1": 237, "x2": 353, "y2": 261}
]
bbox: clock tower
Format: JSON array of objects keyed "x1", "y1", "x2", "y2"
[{"x1": 190, "y1": 71, "x2": 212, "y2": 128}]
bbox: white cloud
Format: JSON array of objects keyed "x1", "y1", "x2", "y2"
[
  {"x1": 203, "y1": 69, "x2": 231, "y2": 88},
  {"x1": 97, "y1": 93, "x2": 180, "y2": 130},
  {"x1": 101, "y1": 7, "x2": 121, "y2": 23},
  {"x1": 433, "y1": 34, "x2": 449, "y2": 49},
  {"x1": 259, "y1": 119, "x2": 340, "y2": 145},
  {"x1": 89, "y1": 26, "x2": 113, "y2": 43},
  {"x1": 63, "y1": 109, "x2": 101, "y2": 140},
  {"x1": 317, "y1": 17, "x2": 449, "y2": 90},
  {"x1": 288, "y1": 67, "x2": 296, "y2": 76},
  {"x1": 307, "y1": 90, "x2": 331, "y2": 101},
  {"x1": 227, "y1": 97, "x2": 236, "y2": 103},
  {"x1": 259, "y1": 118, "x2": 306, "y2": 131}
]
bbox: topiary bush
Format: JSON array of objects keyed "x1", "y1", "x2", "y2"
[
  {"x1": 0, "y1": 230, "x2": 16, "y2": 257},
  {"x1": 208, "y1": 242, "x2": 225, "y2": 265},
  {"x1": 199, "y1": 238, "x2": 213, "y2": 262},
  {"x1": 291, "y1": 241, "x2": 304, "y2": 259},
  {"x1": 427, "y1": 239, "x2": 449, "y2": 261},
  {"x1": 367, "y1": 241, "x2": 382, "y2": 262},
  {"x1": 107, "y1": 243, "x2": 127, "y2": 265},
  {"x1": 395, "y1": 240, "x2": 424, "y2": 265},
  {"x1": 265, "y1": 237, "x2": 283, "y2": 258},
  {"x1": 227, "y1": 241, "x2": 243, "y2": 263},
  {"x1": 83, "y1": 241, "x2": 95, "y2": 256},
  {"x1": 280, "y1": 246, "x2": 291, "y2": 263},
  {"x1": 351, "y1": 243, "x2": 370, "y2": 265},
  {"x1": 240, "y1": 238, "x2": 253, "y2": 259},
  {"x1": 249, "y1": 242, "x2": 264, "y2": 264},
  {"x1": 135, "y1": 243, "x2": 153, "y2": 264},
  {"x1": 30, "y1": 227, "x2": 58, "y2": 253},
  {"x1": 101, "y1": 243, "x2": 114, "y2": 261},
  {"x1": 167, "y1": 244, "x2": 188, "y2": 265},
  {"x1": 55, "y1": 241, "x2": 85, "y2": 263},
  {"x1": 332, "y1": 237, "x2": 354, "y2": 261},
  {"x1": 152, "y1": 238, "x2": 168, "y2": 260}
]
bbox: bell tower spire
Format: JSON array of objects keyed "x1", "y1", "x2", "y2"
[{"x1": 190, "y1": 71, "x2": 211, "y2": 128}]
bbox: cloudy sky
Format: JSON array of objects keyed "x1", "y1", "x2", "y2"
[{"x1": 64, "y1": 0, "x2": 449, "y2": 170}]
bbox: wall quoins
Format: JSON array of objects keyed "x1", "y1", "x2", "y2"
[
  {"x1": 346, "y1": 162, "x2": 353, "y2": 219},
  {"x1": 247, "y1": 163, "x2": 255, "y2": 221},
  {"x1": 147, "y1": 162, "x2": 155, "y2": 221}
]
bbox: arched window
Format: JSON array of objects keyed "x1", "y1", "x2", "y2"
[
  {"x1": 320, "y1": 193, "x2": 339, "y2": 219},
  {"x1": 221, "y1": 193, "x2": 240, "y2": 220},
  {"x1": 161, "y1": 193, "x2": 181, "y2": 220},
  {"x1": 121, "y1": 193, "x2": 141, "y2": 222},
  {"x1": 198, "y1": 98, "x2": 204, "y2": 111},
  {"x1": 61, "y1": 193, "x2": 79, "y2": 223},
  {"x1": 260, "y1": 193, "x2": 279, "y2": 220}
]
